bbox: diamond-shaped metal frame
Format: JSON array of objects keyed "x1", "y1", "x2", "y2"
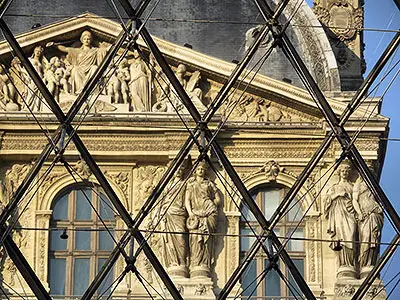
[{"x1": 0, "y1": 0, "x2": 398, "y2": 299}]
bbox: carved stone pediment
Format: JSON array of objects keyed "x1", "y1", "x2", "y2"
[{"x1": 0, "y1": 13, "x2": 378, "y2": 122}]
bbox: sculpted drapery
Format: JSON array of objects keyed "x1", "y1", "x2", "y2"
[
  {"x1": 325, "y1": 162, "x2": 384, "y2": 280},
  {"x1": 129, "y1": 50, "x2": 150, "y2": 111},
  {"x1": 48, "y1": 30, "x2": 107, "y2": 94},
  {"x1": 353, "y1": 177, "x2": 384, "y2": 278},
  {"x1": 324, "y1": 163, "x2": 357, "y2": 278},
  {"x1": 185, "y1": 161, "x2": 221, "y2": 278},
  {"x1": 159, "y1": 159, "x2": 191, "y2": 277}
]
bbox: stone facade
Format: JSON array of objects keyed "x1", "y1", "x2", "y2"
[{"x1": 0, "y1": 12, "x2": 388, "y2": 300}]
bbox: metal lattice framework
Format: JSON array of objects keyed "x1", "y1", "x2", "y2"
[{"x1": 0, "y1": 0, "x2": 399, "y2": 299}]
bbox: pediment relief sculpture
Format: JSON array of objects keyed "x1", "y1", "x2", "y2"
[
  {"x1": 223, "y1": 95, "x2": 317, "y2": 124},
  {"x1": 0, "y1": 26, "x2": 327, "y2": 122},
  {"x1": 0, "y1": 30, "x2": 212, "y2": 115}
]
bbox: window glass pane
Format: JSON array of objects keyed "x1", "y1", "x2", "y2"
[
  {"x1": 98, "y1": 258, "x2": 113, "y2": 296},
  {"x1": 241, "y1": 259, "x2": 257, "y2": 298},
  {"x1": 100, "y1": 193, "x2": 114, "y2": 220},
  {"x1": 53, "y1": 193, "x2": 69, "y2": 220},
  {"x1": 49, "y1": 258, "x2": 66, "y2": 295},
  {"x1": 73, "y1": 258, "x2": 90, "y2": 296},
  {"x1": 241, "y1": 202, "x2": 257, "y2": 222},
  {"x1": 75, "y1": 229, "x2": 91, "y2": 250},
  {"x1": 264, "y1": 260, "x2": 281, "y2": 297},
  {"x1": 50, "y1": 229, "x2": 67, "y2": 250},
  {"x1": 240, "y1": 228, "x2": 256, "y2": 252},
  {"x1": 287, "y1": 198, "x2": 303, "y2": 221},
  {"x1": 287, "y1": 228, "x2": 304, "y2": 252},
  {"x1": 288, "y1": 259, "x2": 304, "y2": 297},
  {"x1": 262, "y1": 189, "x2": 280, "y2": 220},
  {"x1": 99, "y1": 230, "x2": 114, "y2": 251},
  {"x1": 76, "y1": 189, "x2": 92, "y2": 220}
]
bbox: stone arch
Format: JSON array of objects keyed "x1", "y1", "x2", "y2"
[
  {"x1": 38, "y1": 173, "x2": 129, "y2": 212},
  {"x1": 227, "y1": 170, "x2": 319, "y2": 217}
]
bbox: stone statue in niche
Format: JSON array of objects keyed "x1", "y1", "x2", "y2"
[
  {"x1": 185, "y1": 160, "x2": 221, "y2": 278},
  {"x1": 129, "y1": 49, "x2": 150, "y2": 111},
  {"x1": 352, "y1": 177, "x2": 383, "y2": 278},
  {"x1": 158, "y1": 157, "x2": 192, "y2": 277},
  {"x1": 324, "y1": 161, "x2": 357, "y2": 279},
  {"x1": 46, "y1": 30, "x2": 108, "y2": 94}
]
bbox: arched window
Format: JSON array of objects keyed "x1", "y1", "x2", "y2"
[
  {"x1": 49, "y1": 185, "x2": 115, "y2": 297},
  {"x1": 240, "y1": 185, "x2": 305, "y2": 299}
]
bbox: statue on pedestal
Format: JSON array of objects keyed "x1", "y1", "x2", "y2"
[
  {"x1": 353, "y1": 177, "x2": 384, "y2": 278},
  {"x1": 159, "y1": 158, "x2": 192, "y2": 277},
  {"x1": 324, "y1": 161, "x2": 357, "y2": 279},
  {"x1": 185, "y1": 161, "x2": 221, "y2": 278}
]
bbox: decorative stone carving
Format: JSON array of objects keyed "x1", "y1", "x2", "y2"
[
  {"x1": 334, "y1": 284, "x2": 355, "y2": 297},
  {"x1": 194, "y1": 283, "x2": 207, "y2": 295},
  {"x1": 227, "y1": 96, "x2": 287, "y2": 124},
  {"x1": 129, "y1": 49, "x2": 151, "y2": 111},
  {"x1": 134, "y1": 165, "x2": 167, "y2": 213},
  {"x1": 324, "y1": 161, "x2": 356, "y2": 279},
  {"x1": 73, "y1": 159, "x2": 92, "y2": 180},
  {"x1": 259, "y1": 160, "x2": 283, "y2": 182},
  {"x1": 47, "y1": 30, "x2": 108, "y2": 94},
  {"x1": 158, "y1": 157, "x2": 192, "y2": 277},
  {"x1": 104, "y1": 171, "x2": 129, "y2": 200},
  {"x1": 0, "y1": 64, "x2": 17, "y2": 111},
  {"x1": 352, "y1": 177, "x2": 383, "y2": 278},
  {"x1": 152, "y1": 63, "x2": 208, "y2": 114},
  {"x1": 313, "y1": 0, "x2": 363, "y2": 42},
  {"x1": 185, "y1": 160, "x2": 222, "y2": 278},
  {"x1": 107, "y1": 57, "x2": 130, "y2": 104}
]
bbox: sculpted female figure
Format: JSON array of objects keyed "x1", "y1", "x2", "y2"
[
  {"x1": 46, "y1": 30, "x2": 107, "y2": 94},
  {"x1": 159, "y1": 158, "x2": 192, "y2": 277},
  {"x1": 352, "y1": 177, "x2": 383, "y2": 278},
  {"x1": 324, "y1": 162, "x2": 357, "y2": 278},
  {"x1": 23, "y1": 45, "x2": 48, "y2": 111},
  {"x1": 129, "y1": 50, "x2": 150, "y2": 111},
  {"x1": 185, "y1": 161, "x2": 221, "y2": 278}
]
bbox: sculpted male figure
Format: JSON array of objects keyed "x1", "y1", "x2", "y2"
[
  {"x1": 185, "y1": 161, "x2": 221, "y2": 278},
  {"x1": 353, "y1": 177, "x2": 384, "y2": 278},
  {"x1": 324, "y1": 162, "x2": 357, "y2": 278}
]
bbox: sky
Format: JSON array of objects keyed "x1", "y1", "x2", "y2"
[
  {"x1": 305, "y1": 0, "x2": 400, "y2": 297},
  {"x1": 366, "y1": 0, "x2": 400, "y2": 297}
]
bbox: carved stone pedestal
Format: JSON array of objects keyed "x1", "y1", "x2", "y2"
[
  {"x1": 334, "y1": 279, "x2": 386, "y2": 300},
  {"x1": 170, "y1": 277, "x2": 215, "y2": 300}
]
